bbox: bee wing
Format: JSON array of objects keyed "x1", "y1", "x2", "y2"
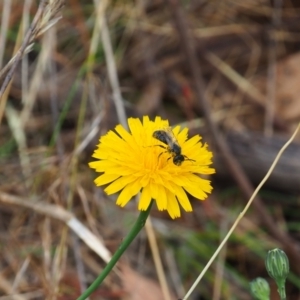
[
  {"x1": 163, "y1": 128, "x2": 176, "y2": 146},
  {"x1": 154, "y1": 127, "x2": 178, "y2": 146},
  {"x1": 165, "y1": 127, "x2": 179, "y2": 144}
]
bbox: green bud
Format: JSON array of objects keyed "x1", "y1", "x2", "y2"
[
  {"x1": 265, "y1": 248, "x2": 289, "y2": 283},
  {"x1": 250, "y1": 277, "x2": 270, "y2": 300},
  {"x1": 265, "y1": 248, "x2": 289, "y2": 300}
]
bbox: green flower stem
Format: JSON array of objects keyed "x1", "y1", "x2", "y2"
[
  {"x1": 77, "y1": 200, "x2": 153, "y2": 300},
  {"x1": 278, "y1": 286, "x2": 286, "y2": 300}
]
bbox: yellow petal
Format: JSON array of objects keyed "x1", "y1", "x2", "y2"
[
  {"x1": 183, "y1": 180, "x2": 212, "y2": 200},
  {"x1": 94, "y1": 173, "x2": 120, "y2": 186},
  {"x1": 165, "y1": 189, "x2": 180, "y2": 219},
  {"x1": 168, "y1": 182, "x2": 192, "y2": 211},
  {"x1": 89, "y1": 160, "x2": 118, "y2": 172},
  {"x1": 183, "y1": 135, "x2": 201, "y2": 151},
  {"x1": 155, "y1": 184, "x2": 167, "y2": 210},
  {"x1": 115, "y1": 124, "x2": 136, "y2": 147},
  {"x1": 105, "y1": 176, "x2": 136, "y2": 195},
  {"x1": 176, "y1": 127, "x2": 188, "y2": 144},
  {"x1": 116, "y1": 180, "x2": 141, "y2": 207},
  {"x1": 139, "y1": 174, "x2": 150, "y2": 187},
  {"x1": 149, "y1": 181, "x2": 158, "y2": 200},
  {"x1": 101, "y1": 131, "x2": 126, "y2": 148},
  {"x1": 169, "y1": 175, "x2": 189, "y2": 187},
  {"x1": 128, "y1": 118, "x2": 143, "y2": 141},
  {"x1": 139, "y1": 185, "x2": 152, "y2": 211},
  {"x1": 143, "y1": 115, "x2": 151, "y2": 125}
]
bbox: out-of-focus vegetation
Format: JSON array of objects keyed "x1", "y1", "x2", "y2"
[{"x1": 1, "y1": 0, "x2": 300, "y2": 299}]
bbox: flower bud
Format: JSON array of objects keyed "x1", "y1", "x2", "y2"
[
  {"x1": 265, "y1": 248, "x2": 289, "y2": 299},
  {"x1": 250, "y1": 277, "x2": 270, "y2": 300},
  {"x1": 265, "y1": 248, "x2": 289, "y2": 283}
]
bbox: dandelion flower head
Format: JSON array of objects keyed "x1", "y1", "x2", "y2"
[{"x1": 89, "y1": 116, "x2": 215, "y2": 219}]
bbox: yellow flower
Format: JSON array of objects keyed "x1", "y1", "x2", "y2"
[{"x1": 89, "y1": 116, "x2": 215, "y2": 219}]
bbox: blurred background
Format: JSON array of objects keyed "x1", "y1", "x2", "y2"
[{"x1": 1, "y1": 0, "x2": 300, "y2": 299}]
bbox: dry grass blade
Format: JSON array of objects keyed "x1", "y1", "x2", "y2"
[
  {"x1": 0, "y1": 273, "x2": 25, "y2": 300},
  {"x1": 5, "y1": 104, "x2": 31, "y2": 187},
  {"x1": 0, "y1": 192, "x2": 111, "y2": 264},
  {"x1": 32, "y1": 0, "x2": 65, "y2": 40},
  {"x1": 206, "y1": 52, "x2": 266, "y2": 106},
  {"x1": 0, "y1": 0, "x2": 12, "y2": 70},
  {"x1": 0, "y1": 0, "x2": 65, "y2": 98},
  {"x1": 0, "y1": 45, "x2": 34, "y2": 83},
  {"x1": 94, "y1": 0, "x2": 127, "y2": 128},
  {"x1": 145, "y1": 218, "x2": 171, "y2": 300},
  {"x1": 20, "y1": 32, "x2": 53, "y2": 126},
  {"x1": 0, "y1": 0, "x2": 46, "y2": 87},
  {"x1": 0, "y1": 290, "x2": 44, "y2": 300}
]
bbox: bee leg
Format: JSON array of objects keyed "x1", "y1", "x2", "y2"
[
  {"x1": 158, "y1": 151, "x2": 164, "y2": 159},
  {"x1": 183, "y1": 155, "x2": 196, "y2": 162},
  {"x1": 154, "y1": 145, "x2": 167, "y2": 161},
  {"x1": 144, "y1": 145, "x2": 167, "y2": 149},
  {"x1": 154, "y1": 145, "x2": 167, "y2": 150}
]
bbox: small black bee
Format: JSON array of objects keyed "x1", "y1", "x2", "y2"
[{"x1": 153, "y1": 128, "x2": 195, "y2": 166}]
